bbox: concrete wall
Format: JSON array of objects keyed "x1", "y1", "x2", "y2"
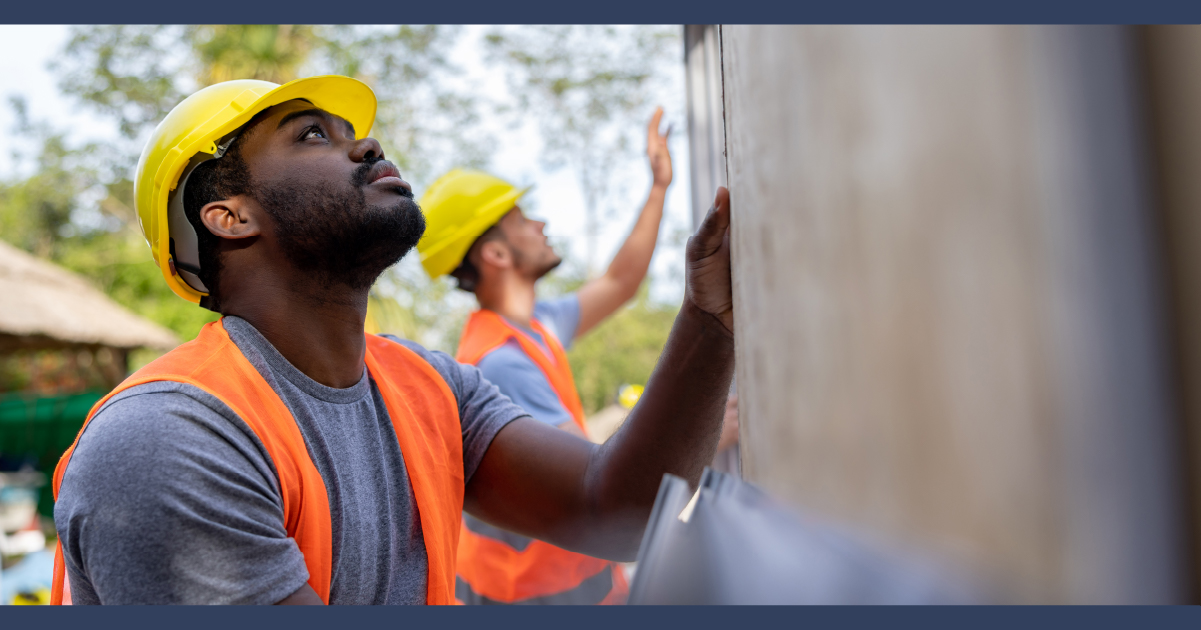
[{"x1": 720, "y1": 25, "x2": 1189, "y2": 603}]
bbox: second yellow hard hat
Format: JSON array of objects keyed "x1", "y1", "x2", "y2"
[{"x1": 416, "y1": 169, "x2": 530, "y2": 279}]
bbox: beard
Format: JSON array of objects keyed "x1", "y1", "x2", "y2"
[
  {"x1": 255, "y1": 160, "x2": 425, "y2": 291},
  {"x1": 511, "y1": 244, "x2": 563, "y2": 281},
  {"x1": 533, "y1": 254, "x2": 562, "y2": 280}
]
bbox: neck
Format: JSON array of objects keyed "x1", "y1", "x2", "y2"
[
  {"x1": 475, "y1": 271, "x2": 537, "y2": 329},
  {"x1": 219, "y1": 268, "x2": 370, "y2": 389}
]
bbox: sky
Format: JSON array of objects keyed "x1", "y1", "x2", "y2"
[{"x1": 0, "y1": 25, "x2": 692, "y2": 304}]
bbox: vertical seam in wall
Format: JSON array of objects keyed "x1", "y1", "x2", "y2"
[
  {"x1": 717, "y1": 24, "x2": 743, "y2": 479},
  {"x1": 719, "y1": 25, "x2": 730, "y2": 187}
]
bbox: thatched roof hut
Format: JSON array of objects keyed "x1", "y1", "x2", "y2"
[{"x1": 0, "y1": 240, "x2": 178, "y2": 354}]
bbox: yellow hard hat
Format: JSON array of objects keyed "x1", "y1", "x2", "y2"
[
  {"x1": 416, "y1": 169, "x2": 530, "y2": 279},
  {"x1": 134, "y1": 75, "x2": 376, "y2": 303}
]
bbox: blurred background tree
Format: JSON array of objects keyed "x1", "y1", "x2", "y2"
[
  {"x1": 485, "y1": 25, "x2": 679, "y2": 276},
  {"x1": 1, "y1": 25, "x2": 683, "y2": 402}
]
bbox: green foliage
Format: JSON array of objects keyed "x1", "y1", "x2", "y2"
[
  {"x1": 567, "y1": 286, "x2": 678, "y2": 415},
  {"x1": 192, "y1": 25, "x2": 317, "y2": 85},
  {"x1": 52, "y1": 26, "x2": 189, "y2": 139},
  {"x1": 8, "y1": 25, "x2": 488, "y2": 349},
  {"x1": 485, "y1": 25, "x2": 680, "y2": 273},
  {"x1": 0, "y1": 93, "x2": 218, "y2": 344},
  {"x1": 52, "y1": 25, "x2": 487, "y2": 185},
  {"x1": 0, "y1": 99, "x2": 104, "y2": 258},
  {"x1": 52, "y1": 226, "x2": 219, "y2": 342},
  {"x1": 485, "y1": 26, "x2": 677, "y2": 163},
  {"x1": 2, "y1": 25, "x2": 683, "y2": 403}
]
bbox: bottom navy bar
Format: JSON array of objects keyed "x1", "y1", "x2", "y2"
[{"x1": 4, "y1": 605, "x2": 1200, "y2": 630}]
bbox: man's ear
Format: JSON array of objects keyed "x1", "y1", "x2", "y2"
[
  {"x1": 477, "y1": 239, "x2": 512, "y2": 270},
  {"x1": 199, "y1": 195, "x2": 262, "y2": 240}
]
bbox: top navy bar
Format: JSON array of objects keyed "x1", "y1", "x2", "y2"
[{"x1": 3, "y1": 0, "x2": 1201, "y2": 25}]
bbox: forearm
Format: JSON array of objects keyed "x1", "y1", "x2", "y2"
[
  {"x1": 576, "y1": 184, "x2": 669, "y2": 335},
  {"x1": 582, "y1": 298, "x2": 735, "y2": 558},
  {"x1": 604, "y1": 184, "x2": 667, "y2": 289}
]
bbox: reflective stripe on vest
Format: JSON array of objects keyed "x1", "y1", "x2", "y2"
[
  {"x1": 453, "y1": 309, "x2": 627, "y2": 605},
  {"x1": 49, "y1": 319, "x2": 464, "y2": 605}
]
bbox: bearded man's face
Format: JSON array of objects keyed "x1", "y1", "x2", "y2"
[{"x1": 239, "y1": 100, "x2": 425, "y2": 290}]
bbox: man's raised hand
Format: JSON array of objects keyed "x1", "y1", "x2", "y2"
[
  {"x1": 686, "y1": 187, "x2": 733, "y2": 335},
  {"x1": 647, "y1": 107, "x2": 673, "y2": 189}
]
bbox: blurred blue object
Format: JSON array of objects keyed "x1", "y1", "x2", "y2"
[
  {"x1": 629, "y1": 469, "x2": 983, "y2": 604},
  {"x1": 1, "y1": 549, "x2": 54, "y2": 604}
]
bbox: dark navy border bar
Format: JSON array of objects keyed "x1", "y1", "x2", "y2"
[
  {"x1": 2, "y1": 0, "x2": 1201, "y2": 24},
  {"x1": 2, "y1": 6, "x2": 1199, "y2": 630},
  {"x1": 3, "y1": 605, "x2": 1201, "y2": 630}
]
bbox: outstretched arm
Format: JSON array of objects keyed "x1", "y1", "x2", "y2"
[
  {"x1": 575, "y1": 107, "x2": 674, "y2": 337},
  {"x1": 465, "y1": 187, "x2": 733, "y2": 561}
]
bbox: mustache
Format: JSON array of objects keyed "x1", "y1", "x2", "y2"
[{"x1": 352, "y1": 159, "x2": 413, "y2": 198}]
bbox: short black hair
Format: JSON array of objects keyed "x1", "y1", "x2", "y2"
[
  {"x1": 449, "y1": 222, "x2": 505, "y2": 293},
  {"x1": 179, "y1": 102, "x2": 314, "y2": 311},
  {"x1": 181, "y1": 136, "x2": 252, "y2": 312}
]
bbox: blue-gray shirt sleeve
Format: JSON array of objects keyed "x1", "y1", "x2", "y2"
[
  {"x1": 384, "y1": 337, "x2": 531, "y2": 481},
  {"x1": 475, "y1": 341, "x2": 575, "y2": 428},
  {"x1": 533, "y1": 294, "x2": 581, "y2": 349},
  {"x1": 53, "y1": 382, "x2": 310, "y2": 605}
]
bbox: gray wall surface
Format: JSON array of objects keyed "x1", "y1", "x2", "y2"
[{"x1": 719, "y1": 25, "x2": 1188, "y2": 603}]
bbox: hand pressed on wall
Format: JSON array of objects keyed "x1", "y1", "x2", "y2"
[{"x1": 686, "y1": 187, "x2": 733, "y2": 334}]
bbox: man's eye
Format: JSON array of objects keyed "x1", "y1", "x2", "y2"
[{"x1": 302, "y1": 126, "x2": 326, "y2": 140}]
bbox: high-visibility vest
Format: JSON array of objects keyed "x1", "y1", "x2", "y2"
[
  {"x1": 50, "y1": 319, "x2": 464, "y2": 605},
  {"x1": 454, "y1": 309, "x2": 628, "y2": 605}
]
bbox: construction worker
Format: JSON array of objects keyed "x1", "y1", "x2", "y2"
[
  {"x1": 48, "y1": 76, "x2": 734, "y2": 605},
  {"x1": 416, "y1": 109, "x2": 674, "y2": 605}
]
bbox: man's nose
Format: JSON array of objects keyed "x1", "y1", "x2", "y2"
[{"x1": 351, "y1": 137, "x2": 385, "y2": 162}]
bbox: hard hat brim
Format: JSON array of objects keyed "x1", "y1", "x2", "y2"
[
  {"x1": 148, "y1": 76, "x2": 377, "y2": 304},
  {"x1": 418, "y1": 184, "x2": 532, "y2": 279}
]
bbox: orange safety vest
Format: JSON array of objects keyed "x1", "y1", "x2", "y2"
[
  {"x1": 454, "y1": 309, "x2": 628, "y2": 605},
  {"x1": 49, "y1": 319, "x2": 464, "y2": 605}
]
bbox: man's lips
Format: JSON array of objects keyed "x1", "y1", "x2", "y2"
[{"x1": 367, "y1": 161, "x2": 411, "y2": 193}]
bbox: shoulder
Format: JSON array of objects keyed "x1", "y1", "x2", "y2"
[
  {"x1": 55, "y1": 381, "x2": 286, "y2": 548},
  {"x1": 476, "y1": 340, "x2": 545, "y2": 382},
  {"x1": 84, "y1": 381, "x2": 265, "y2": 450},
  {"x1": 378, "y1": 334, "x2": 456, "y2": 379},
  {"x1": 534, "y1": 293, "x2": 581, "y2": 347},
  {"x1": 60, "y1": 381, "x2": 279, "y2": 500},
  {"x1": 375, "y1": 337, "x2": 530, "y2": 482},
  {"x1": 534, "y1": 293, "x2": 580, "y2": 323},
  {"x1": 54, "y1": 382, "x2": 306, "y2": 604},
  {"x1": 376, "y1": 334, "x2": 479, "y2": 402},
  {"x1": 475, "y1": 341, "x2": 572, "y2": 427}
]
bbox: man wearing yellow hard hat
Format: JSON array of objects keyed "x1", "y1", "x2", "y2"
[
  {"x1": 417, "y1": 112, "x2": 674, "y2": 604},
  {"x1": 49, "y1": 75, "x2": 735, "y2": 605}
]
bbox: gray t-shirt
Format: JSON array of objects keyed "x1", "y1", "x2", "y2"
[
  {"x1": 54, "y1": 316, "x2": 528, "y2": 605},
  {"x1": 475, "y1": 295, "x2": 580, "y2": 427}
]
